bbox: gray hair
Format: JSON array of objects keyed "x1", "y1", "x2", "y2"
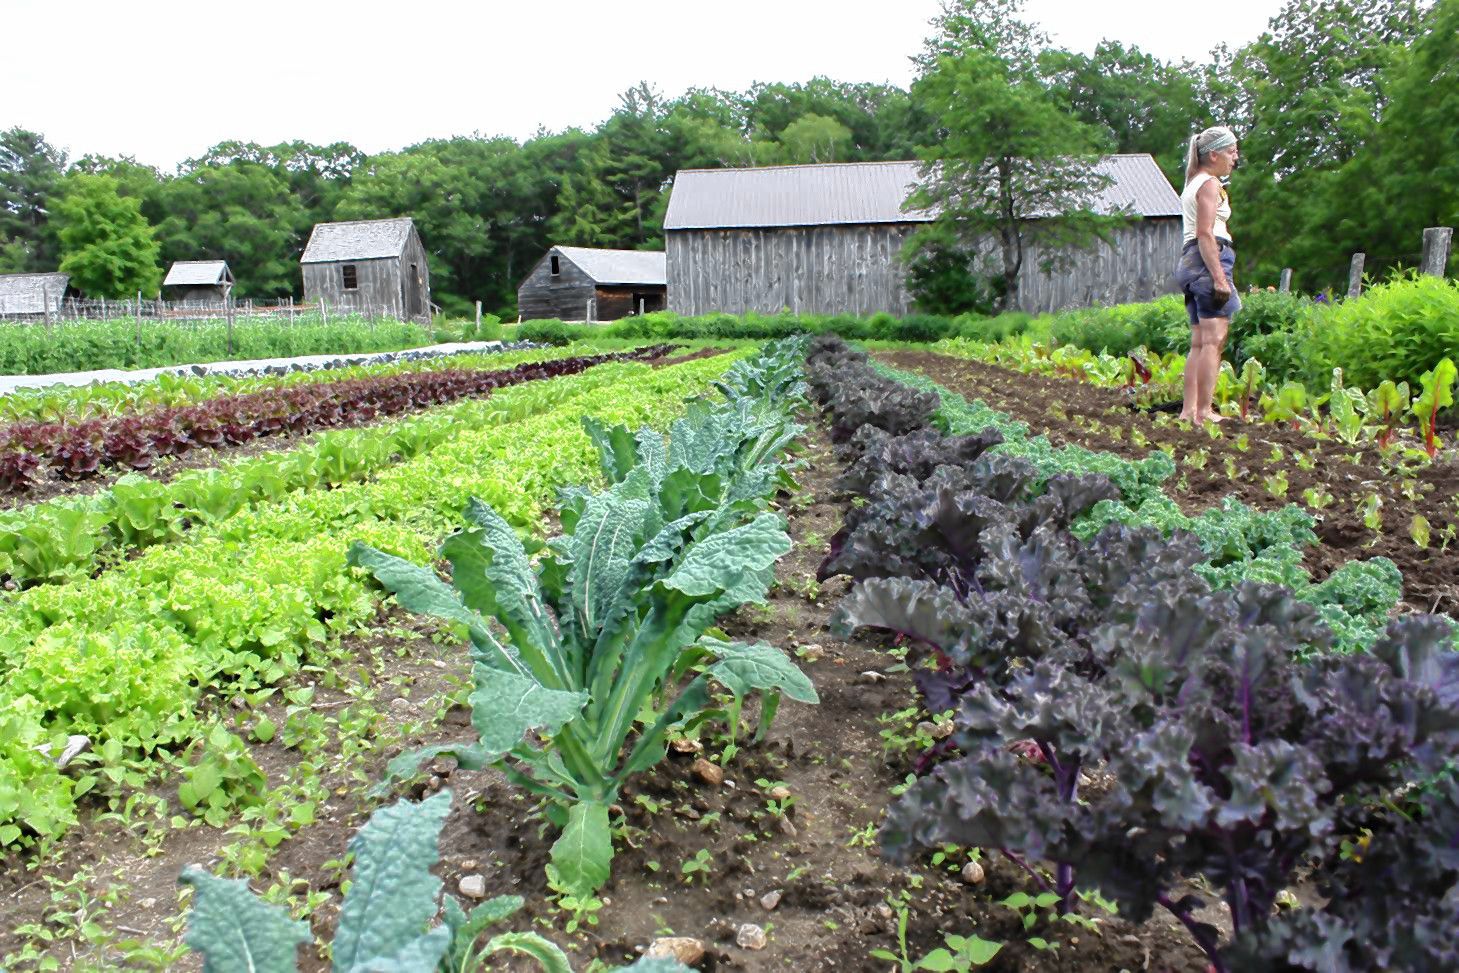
[{"x1": 1185, "y1": 126, "x2": 1238, "y2": 185}]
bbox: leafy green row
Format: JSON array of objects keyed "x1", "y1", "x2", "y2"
[
  {"x1": 351, "y1": 339, "x2": 818, "y2": 901},
  {"x1": 0, "y1": 354, "x2": 741, "y2": 850},
  {"x1": 874, "y1": 361, "x2": 1408, "y2": 654},
  {"x1": 0, "y1": 353, "x2": 645, "y2": 589}
]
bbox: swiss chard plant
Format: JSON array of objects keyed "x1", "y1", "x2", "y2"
[{"x1": 1408, "y1": 356, "x2": 1456, "y2": 458}]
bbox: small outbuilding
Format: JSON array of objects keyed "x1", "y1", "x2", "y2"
[
  {"x1": 517, "y1": 246, "x2": 667, "y2": 322},
  {"x1": 162, "y1": 260, "x2": 234, "y2": 304},
  {"x1": 300, "y1": 218, "x2": 431, "y2": 322},
  {"x1": 0, "y1": 272, "x2": 71, "y2": 320},
  {"x1": 662, "y1": 156, "x2": 1182, "y2": 316}
]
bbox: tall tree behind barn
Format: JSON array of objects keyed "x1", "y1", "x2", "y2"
[
  {"x1": 161, "y1": 260, "x2": 234, "y2": 305},
  {"x1": 517, "y1": 246, "x2": 666, "y2": 322},
  {"x1": 662, "y1": 156, "x2": 1181, "y2": 316},
  {"x1": 299, "y1": 218, "x2": 431, "y2": 321}
]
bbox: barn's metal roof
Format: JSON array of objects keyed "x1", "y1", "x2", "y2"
[
  {"x1": 163, "y1": 260, "x2": 232, "y2": 287},
  {"x1": 0, "y1": 272, "x2": 69, "y2": 315},
  {"x1": 662, "y1": 155, "x2": 1180, "y2": 230},
  {"x1": 554, "y1": 247, "x2": 666, "y2": 286},
  {"x1": 300, "y1": 218, "x2": 416, "y2": 263}
]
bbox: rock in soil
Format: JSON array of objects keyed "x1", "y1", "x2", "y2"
[
  {"x1": 647, "y1": 937, "x2": 706, "y2": 964},
  {"x1": 691, "y1": 757, "x2": 724, "y2": 786},
  {"x1": 671, "y1": 737, "x2": 704, "y2": 754},
  {"x1": 760, "y1": 889, "x2": 783, "y2": 911},
  {"x1": 859, "y1": 670, "x2": 887, "y2": 684},
  {"x1": 458, "y1": 875, "x2": 486, "y2": 899},
  {"x1": 735, "y1": 923, "x2": 768, "y2": 950},
  {"x1": 961, "y1": 861, "x2": 985, "y2": 885}
]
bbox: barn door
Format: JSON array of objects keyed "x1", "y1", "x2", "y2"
[{"x1": 404, "y1": 263, "x2": 421, "y2": 320}]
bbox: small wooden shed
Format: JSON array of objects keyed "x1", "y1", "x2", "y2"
[
  {"x1": 662, "y1": 155, "x2": 1182, "y2": 316},
  {"x1": 300, "y1": 218, "x2": 431, "y2": 322},
  {"x1": 0, "y1": 272, "x2": 70, "y2": 320},
  {"x1": 162, "y1": 260, "x2": 234, "y2": 304},
  {"x1": 517, "y1": 246, "x2": 667, "y2": 322}
]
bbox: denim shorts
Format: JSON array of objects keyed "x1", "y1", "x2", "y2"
[{"x1": 1175, "y1": 239, "x2": 1241, "y2": 326}]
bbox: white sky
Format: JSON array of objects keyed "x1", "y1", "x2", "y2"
[{"x1": 1, "y1": 0, "x2": 1285, "y2": 171}]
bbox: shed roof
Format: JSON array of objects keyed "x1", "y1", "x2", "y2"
[
  {"x1": 0, "y1": 272, "x2": 69, "y2": 315},
  {"x1": 163, "y1": 260, "x2": 232, "y2": 287},
  {"x1": 554, "y1": 247, "x2": 666, "y2": 286},
  {"x1": 300, "y1": 218, "x2": 416, "y2": 263},
  {"x1": 662, "y1": 155, "x2": 1180, "y2": 230}
]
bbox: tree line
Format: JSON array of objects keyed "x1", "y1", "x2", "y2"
[{"x1": 1, "y1": 0, "x2": 1453, "y2": 316}]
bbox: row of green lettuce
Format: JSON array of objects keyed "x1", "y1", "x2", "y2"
[
  {"x1": 0, "y1": 349, "x2": 636, "y2": 589},
  {"x1": 875, "y1": 362, "x2": 1418, "y2": 654},
  {"x1": 513, "y1": 272, "x2": 1459, "y2": 400},
  {"x1": 0, "y1": 353, "x2": 743, "y2": 850}
]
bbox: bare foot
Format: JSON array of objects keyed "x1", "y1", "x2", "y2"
[
  {"x1": 1206, "y1": 413, "x2": 1228, "y2": 424},
  {"x1": 1178, "y1": 411, "x2": 1198, "y2": 423}
]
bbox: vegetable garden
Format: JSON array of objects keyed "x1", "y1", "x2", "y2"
[{"x1": 0, "y1": 320, "x2": 1456, "y2": 972}]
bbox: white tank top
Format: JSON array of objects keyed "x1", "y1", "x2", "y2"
[{"x1": 1181, "y1": 172, "x2": 1232, "y2": 245}]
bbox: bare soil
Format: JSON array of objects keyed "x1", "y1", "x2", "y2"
[{"x1": 879, "y1": 350, "x2": 1459, "y2": 617}]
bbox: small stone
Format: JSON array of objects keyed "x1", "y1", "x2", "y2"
[
  {"x1": 652, "y1": 896, "x2": 669, "y2": 905},
  {"x1": 961, "y1": 861, "x2": 985, "y2": 886},
  {"x1": 768, "y1": 786, "x2": 792, "y2": 801},
  {"x1": 760, "y1": 890, "x2": 782, "y2": 911},
  {"x1": 460, "y1": 859, "x2": 479, "y2": 871},
  {"x1": 390, "y1": 696, "x2": 413, "y2": 712},
  {"x1": 138, "y1": 897, "x2": 157, "y2": 910},
  {"x1": 799, "y1": 643, "x2": 825, "y2": 662},
  {"x1": 875, "y1": 902, "x2": 893, "y2": 920},
  {"x1": 691, "y1": 757, "x2": 724, "y2": 787},
  {"x1": 671, "y1": 737, "x2": 704, "y2": 754},
  {"x1": 735, "y1": 923, "x2": 768, "y2": 950},
  {"x1": 777, "y1": 816, "x2": 798, "y2": 838},
  {"x1": 458, "y1": 875, "x2": 486, "y2": 899},
  {"x1": 646, "y1": 937, "x2": 705, "y2": 965},
  {"x1": 430, "y1": 758, "x2": 454, "y2": 776},
  {"x1": 859, "y1": 670, "x2": 887, "y2": 684}
]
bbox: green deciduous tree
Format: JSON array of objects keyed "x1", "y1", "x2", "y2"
[
  {"x1": 0, "y1": 128, "x2": 67, "y2": 274},
  {"x1": 778, "y1": 113, "x2": 855, "y2": 163},
  {"x1": 150, "y1": 163, "x2": 306, "y2": 298},
  {"x1": 53, "y1": 174, "x2": 162, "y2": 298},
  {"x1": 908, "y1": 0, "x2": 1123, "y2": 311}
]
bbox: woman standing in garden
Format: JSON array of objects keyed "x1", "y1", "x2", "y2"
[{"x1": 1176, "y1": 126, "x2": 1241, "y2": 424}]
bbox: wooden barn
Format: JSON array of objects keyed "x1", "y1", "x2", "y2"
[
  {"x1": 662, "y1": 155, "x2": 1182, "y2": 316},
  {"x1": 162, "y1": 260, "x2": 234, "y2": 304},
  {"x1": 0, "y1": 272, "x2": 70, "y2": 320},
  {"x1": 517, "y1": 246, "x2": 667, "y2": 322},
  {"x1": 300, "y1": 218, "x2": 431, "y2": 322}
]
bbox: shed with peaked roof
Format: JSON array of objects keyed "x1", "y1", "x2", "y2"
[
  {"x1": 300, "y1": 218, "x2": 431, "y2": 322},
  {"x1": 162, "y1": 260, "x2": 234, "y2": 304},
  {"x1": 662, "y1": 155, "x2": 1182, "y2": 316},
  {"x1": 517, "y1": 246, "x2": 667, "y2": 322},
  {"x1": 0, "y1": 272, "x2": 71, "y2": 320}
]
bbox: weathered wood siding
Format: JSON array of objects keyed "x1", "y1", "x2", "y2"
[
  {"x1": 517, "y1": 251, "x2": 597, "y2": 320},
  {"x1": 303, "y1": 258, "x2": 402, "y2": 316},
  {"x1": 668, "y1": 217, "x2": 1183, "y2": 317},
  {"x1": 399, "y1": 230, "x2": 431, "y2": 320},
  {"x1": 667, "y1": 224, "x2": 917, "y2": 317},
  {"x1": 1014, "y1": 218, "x2": 1182, "y2": 313},
  {"x1": 164, "y1": 285, "x2": 229, "y2": 304}
]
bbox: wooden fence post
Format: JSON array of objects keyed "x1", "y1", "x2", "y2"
[
  {"x1": 1421, "y1": 227, "x2": 1453, "y2": 277},
  {"x1": 226, "y1": 296, "x2": 235, "y2": 357},
  {"x1": 1347, "y1": 253, "x2": 1365, "y2": 299},
  {"x1": 1279, "y1": 268, "x2": 1292, "y2": 293},
  {"x1": 42, "y1": 292, "x2": 51, "y2": 336},
  {"x1": 475, "y1": 300, "x2": 482, "y2": 336},
  {"x1": 320, "y1": 298, "x2": 328, "y2": 325},
  {"x1": 136, "y1": 291, "x2": 143, "y2": 350}
]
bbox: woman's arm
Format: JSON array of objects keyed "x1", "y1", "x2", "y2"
[{"x1": 1195, "y1": 179, "x2": 1231, "y2": 303}]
